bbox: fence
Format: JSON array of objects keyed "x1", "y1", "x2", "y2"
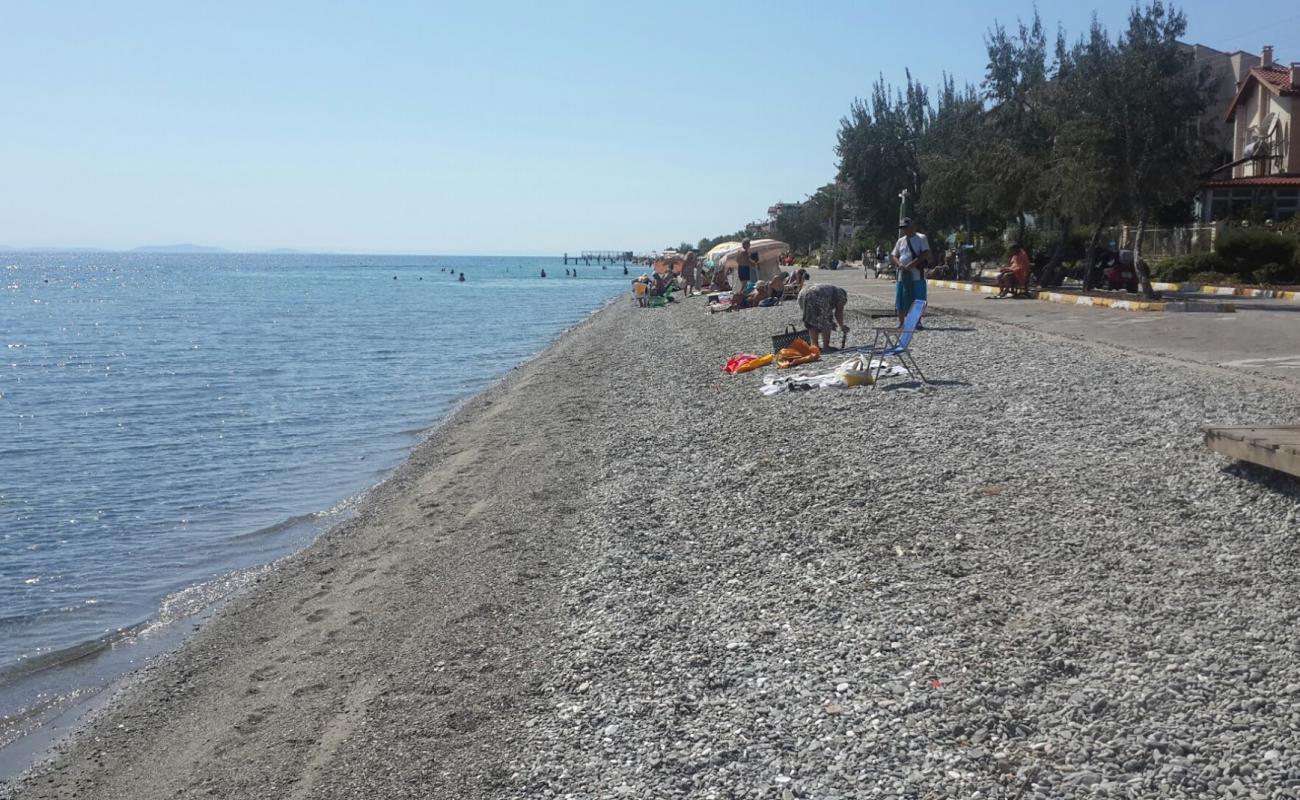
[{"x1": 1110, "y1": 224, "x2": 1218, "y2": 258}]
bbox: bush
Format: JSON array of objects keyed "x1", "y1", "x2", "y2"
[
  {"x1": 1187, "y1": 271, "x2": 1237, "y2": 286},
  {"x1": 974, "y1": 238, "x2": 1008, "y2": 263},
  {"x1": 1152, "y1": 253, "x2": 1228, "y2": 283},
  {"x1": 1257, "y1": 262, "x2": 1300, "y2": 285},
  {"x1": 1214, "y1": 228, "x2": 1299, "y2": 276}
]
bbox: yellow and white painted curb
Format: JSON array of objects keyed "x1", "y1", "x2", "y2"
[
  {"x1": 1150, "y1": 282, "x2": 1299, "y2": 302},
  {"x1": 927, "y1": 280, "x2": 1236, "y2": 313}
]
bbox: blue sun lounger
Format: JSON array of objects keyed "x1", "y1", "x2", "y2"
[{"x1": 854, "y1": 299, "x2": 927, "y2": 385}]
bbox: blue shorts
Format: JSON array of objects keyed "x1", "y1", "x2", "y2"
[{"x1": 895, "y1": 273, "x2": 928, "y2": 311}]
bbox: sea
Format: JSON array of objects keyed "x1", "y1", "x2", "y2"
[{"x1": 0, "y1": 252, "x2": 631, "y2": 777}]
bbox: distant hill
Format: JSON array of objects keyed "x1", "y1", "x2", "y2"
[{"x1": 131, "y1": 244, "x2": 229, "y2": 254}]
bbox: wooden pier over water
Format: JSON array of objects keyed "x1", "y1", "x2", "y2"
[{"x1": 564, "y1": 250, "x2": 633, "y2": 265}]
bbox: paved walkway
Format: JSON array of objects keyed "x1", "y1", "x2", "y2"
[{"x1": 814, "y1": 268, "x2": 1300, "y2": 386}]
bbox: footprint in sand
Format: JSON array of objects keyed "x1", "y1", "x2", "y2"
[
  {"x1": 348, "y1": 567, "x2": 375, "y2": 585},
  {"x1": 250, "y1": 665, "x2": 278, "y2": 682},
  {"x1": 293, "y1": 588, "x2": 329, "y2": 612},
  {"x1": 306, "y1": 608, "x2": 332, "y2": 623}
]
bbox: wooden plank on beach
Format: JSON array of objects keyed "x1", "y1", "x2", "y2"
[{"x1": 1204, "y1": 425, "x2": 1300, "y2": 478}]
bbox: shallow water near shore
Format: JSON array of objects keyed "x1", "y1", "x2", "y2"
[{"x1": 0, "y1": 252, "x2": 629, "y2": 775}]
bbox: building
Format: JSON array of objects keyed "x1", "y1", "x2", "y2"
[
  {"x1": 1180, "y1": 43, "x2": 1260, "y2": 158},
  {"x1": 1199, "y1": 46, "x2": 1300, "y2": 221}
]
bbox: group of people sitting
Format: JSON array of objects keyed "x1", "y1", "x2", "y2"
[{"x1": 707, "y1": 267, "x2": 811, "y2": 312}]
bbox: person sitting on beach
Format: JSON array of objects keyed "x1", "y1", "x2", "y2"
[
  {"x1": 650, "y1": 269, "x2": 675, "y2": 297},
  {"x1": 997, "y1": 244, "x2": 1032, "y2": 296},
  {"x1": 797, "y1": 283, "x2": 849, "y2": 350},
  {"x1": 708, "y1": 265, "x2": 731, "y2": 292},
  {"x1": 787, "y1": 267, "x2": 810, "y2": 290}
]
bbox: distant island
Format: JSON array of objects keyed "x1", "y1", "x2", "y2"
[{"x1": 131, "y1": 244, "x2": 230, "y2": 254}]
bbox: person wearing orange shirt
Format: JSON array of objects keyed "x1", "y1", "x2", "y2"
[{"x1": 997, "y1": 244, "x2": 1032, "y2": 296}]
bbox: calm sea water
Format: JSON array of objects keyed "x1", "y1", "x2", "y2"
[{"x1": 0, "y1": 252, "x2": 629, "y2": 768}]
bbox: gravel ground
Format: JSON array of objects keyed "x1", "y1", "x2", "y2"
[
  {"x1": 8, "y1": 290, "x2": 1299, "y2": 800},
  {"x1": 511, "y1": 291, "x2": 1300, "y2": 799}
]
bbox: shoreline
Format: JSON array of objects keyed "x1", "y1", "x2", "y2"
[
  {"x1": 8, "y1": 291, "x2": 1300, "y2": 799},
  {"x1": 0, "y1": 295, "x2": 620, "y2": 793}
]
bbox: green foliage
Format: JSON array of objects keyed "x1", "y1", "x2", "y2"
[
  {"x1": 1214, "y1": 229, "x2": 1299, "y2": 276},
  {"x1": 696, "y1": 231, "x2": 747, "y2": 255},
  {"x1": 771, "y1": 203, "x2": 826, "y2": 255},
  {"x1": 836, "y1": 73, "x2": 930, "y2": 237},
  {"x1": 696, "y1": 2, "x2": 1222, "y2": 273},
  {"x1": 1152, "y1": 252, "x2": 1228, "y2": 282},
  {"x1": 974, "y1": 238, "x2": 1009, "y2": 262},
  {"x1": 918, "y1": 77, "x2": 984, "y2": 229},
  {"x1": 972, "y1": 12, "x2": 1055, "y2": 225},
  {"x1": 1187, "y1": 271, "x2": 1236, "y2": 285},
  {"x1": 1257, "y1": 263, "x2": 1300, "y2": 285}
]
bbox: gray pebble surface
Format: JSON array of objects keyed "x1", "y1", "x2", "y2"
[{"x1": 511, "y1": 293, "x2": 1300, "y2": 799}]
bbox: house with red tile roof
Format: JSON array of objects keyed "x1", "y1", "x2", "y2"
[{"x1": 1200, "y1": 46, "x2": 1300, "y2": 221}]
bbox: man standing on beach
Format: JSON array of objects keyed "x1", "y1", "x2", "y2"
[
  {"x1": 891, "y1": 217, "x2": 929, "y2": 328},
  {"x1": 734, "y1": 239, "x2": 754, "y2": 294}
]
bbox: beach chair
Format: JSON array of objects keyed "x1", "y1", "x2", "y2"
[{"x1": 853, "y1": 299, "x2": 927, "y2": 385}]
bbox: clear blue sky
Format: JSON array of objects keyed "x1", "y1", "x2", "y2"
[{"x1": 2, "y1": 1, "x2": 1296, "y2": 255}]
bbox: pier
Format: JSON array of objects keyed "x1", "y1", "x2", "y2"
[{"x1": 564, "y1": 250, "x2": 633, "y2": 266}]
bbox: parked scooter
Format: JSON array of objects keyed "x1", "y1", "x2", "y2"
[{"x1": 1095, "y1": 245, "x2": 1141, "y2": 293}]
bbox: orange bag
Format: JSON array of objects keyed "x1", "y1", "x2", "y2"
[
  {"x1": 733, "y1": 353, "x2": 774, "y2": 373},
  {"x1": 776, "y1": 338, "x2": 821, "y2": 369}
]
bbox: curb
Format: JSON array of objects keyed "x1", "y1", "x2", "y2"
[
  {"x1": 927, "y1": 280, "x2": 1236, "y2": 313},
  {"x1": 1150, "y1": 282, "x2": 1300, "y2": 301}
]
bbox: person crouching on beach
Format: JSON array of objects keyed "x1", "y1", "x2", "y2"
[
  {"x1": 798, "y1": 284, "x2": 849, "y2": 350},
  {"x1": 891, "y1": 217, "x2": 929, "y2": 329}
]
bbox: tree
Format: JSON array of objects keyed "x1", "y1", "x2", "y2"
[
  {"x1": 1109, "y1": 1, "x2": 1215, "y2": 298},
  {"x1": 918, "y1": 76, "x2": 985, "y2": 232},
  {"x1": 1047, "y1": 17, "x2": 1130, "y2": 289},
  {"x1": 971, "y1": 12, "x2": 1055, "y2": 240},
  {"x1": 836, "y1": 73, "x2": 930, "y2": 238},
  {"x1": 771, "y1": 203, "x2": 825, "y2": 255}
]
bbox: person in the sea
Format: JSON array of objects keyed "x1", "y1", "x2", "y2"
[
  {"x1": 541, "y1": 269, "x2": 547, "y2": 278},
  {"x1": 798, "y1": 283, "x2": 849, "y2": 350},
  {"x1": 458, "y1": 272, "x2": 466, "y2": 282},
  {"x1": 891, "y1": 217, "x2": 929, "y2": 329}
]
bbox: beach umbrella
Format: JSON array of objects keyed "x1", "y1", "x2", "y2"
[
  {"x1": 703, "y1": 241, "x2": 742, "y2": 268},
  {"x1": 714, "y1": 239, "x2": 789, "y2": 281}
]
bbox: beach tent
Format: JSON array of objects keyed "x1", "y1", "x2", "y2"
[{"x1": 713, "y1": 239, "x2": 789, "y2": 281}]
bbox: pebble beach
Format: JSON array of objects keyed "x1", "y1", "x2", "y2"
[{"x1": 7, "y1": 290, "x2": 1300, "y2": 799}]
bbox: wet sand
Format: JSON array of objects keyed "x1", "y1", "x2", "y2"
[{"x1": 5, "y1": 303, "x2": 628, "y2": 799}]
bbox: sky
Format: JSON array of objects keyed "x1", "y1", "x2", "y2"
[{"x1": 1, "y1": 1, "x2": 1297, "y2": 255}]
